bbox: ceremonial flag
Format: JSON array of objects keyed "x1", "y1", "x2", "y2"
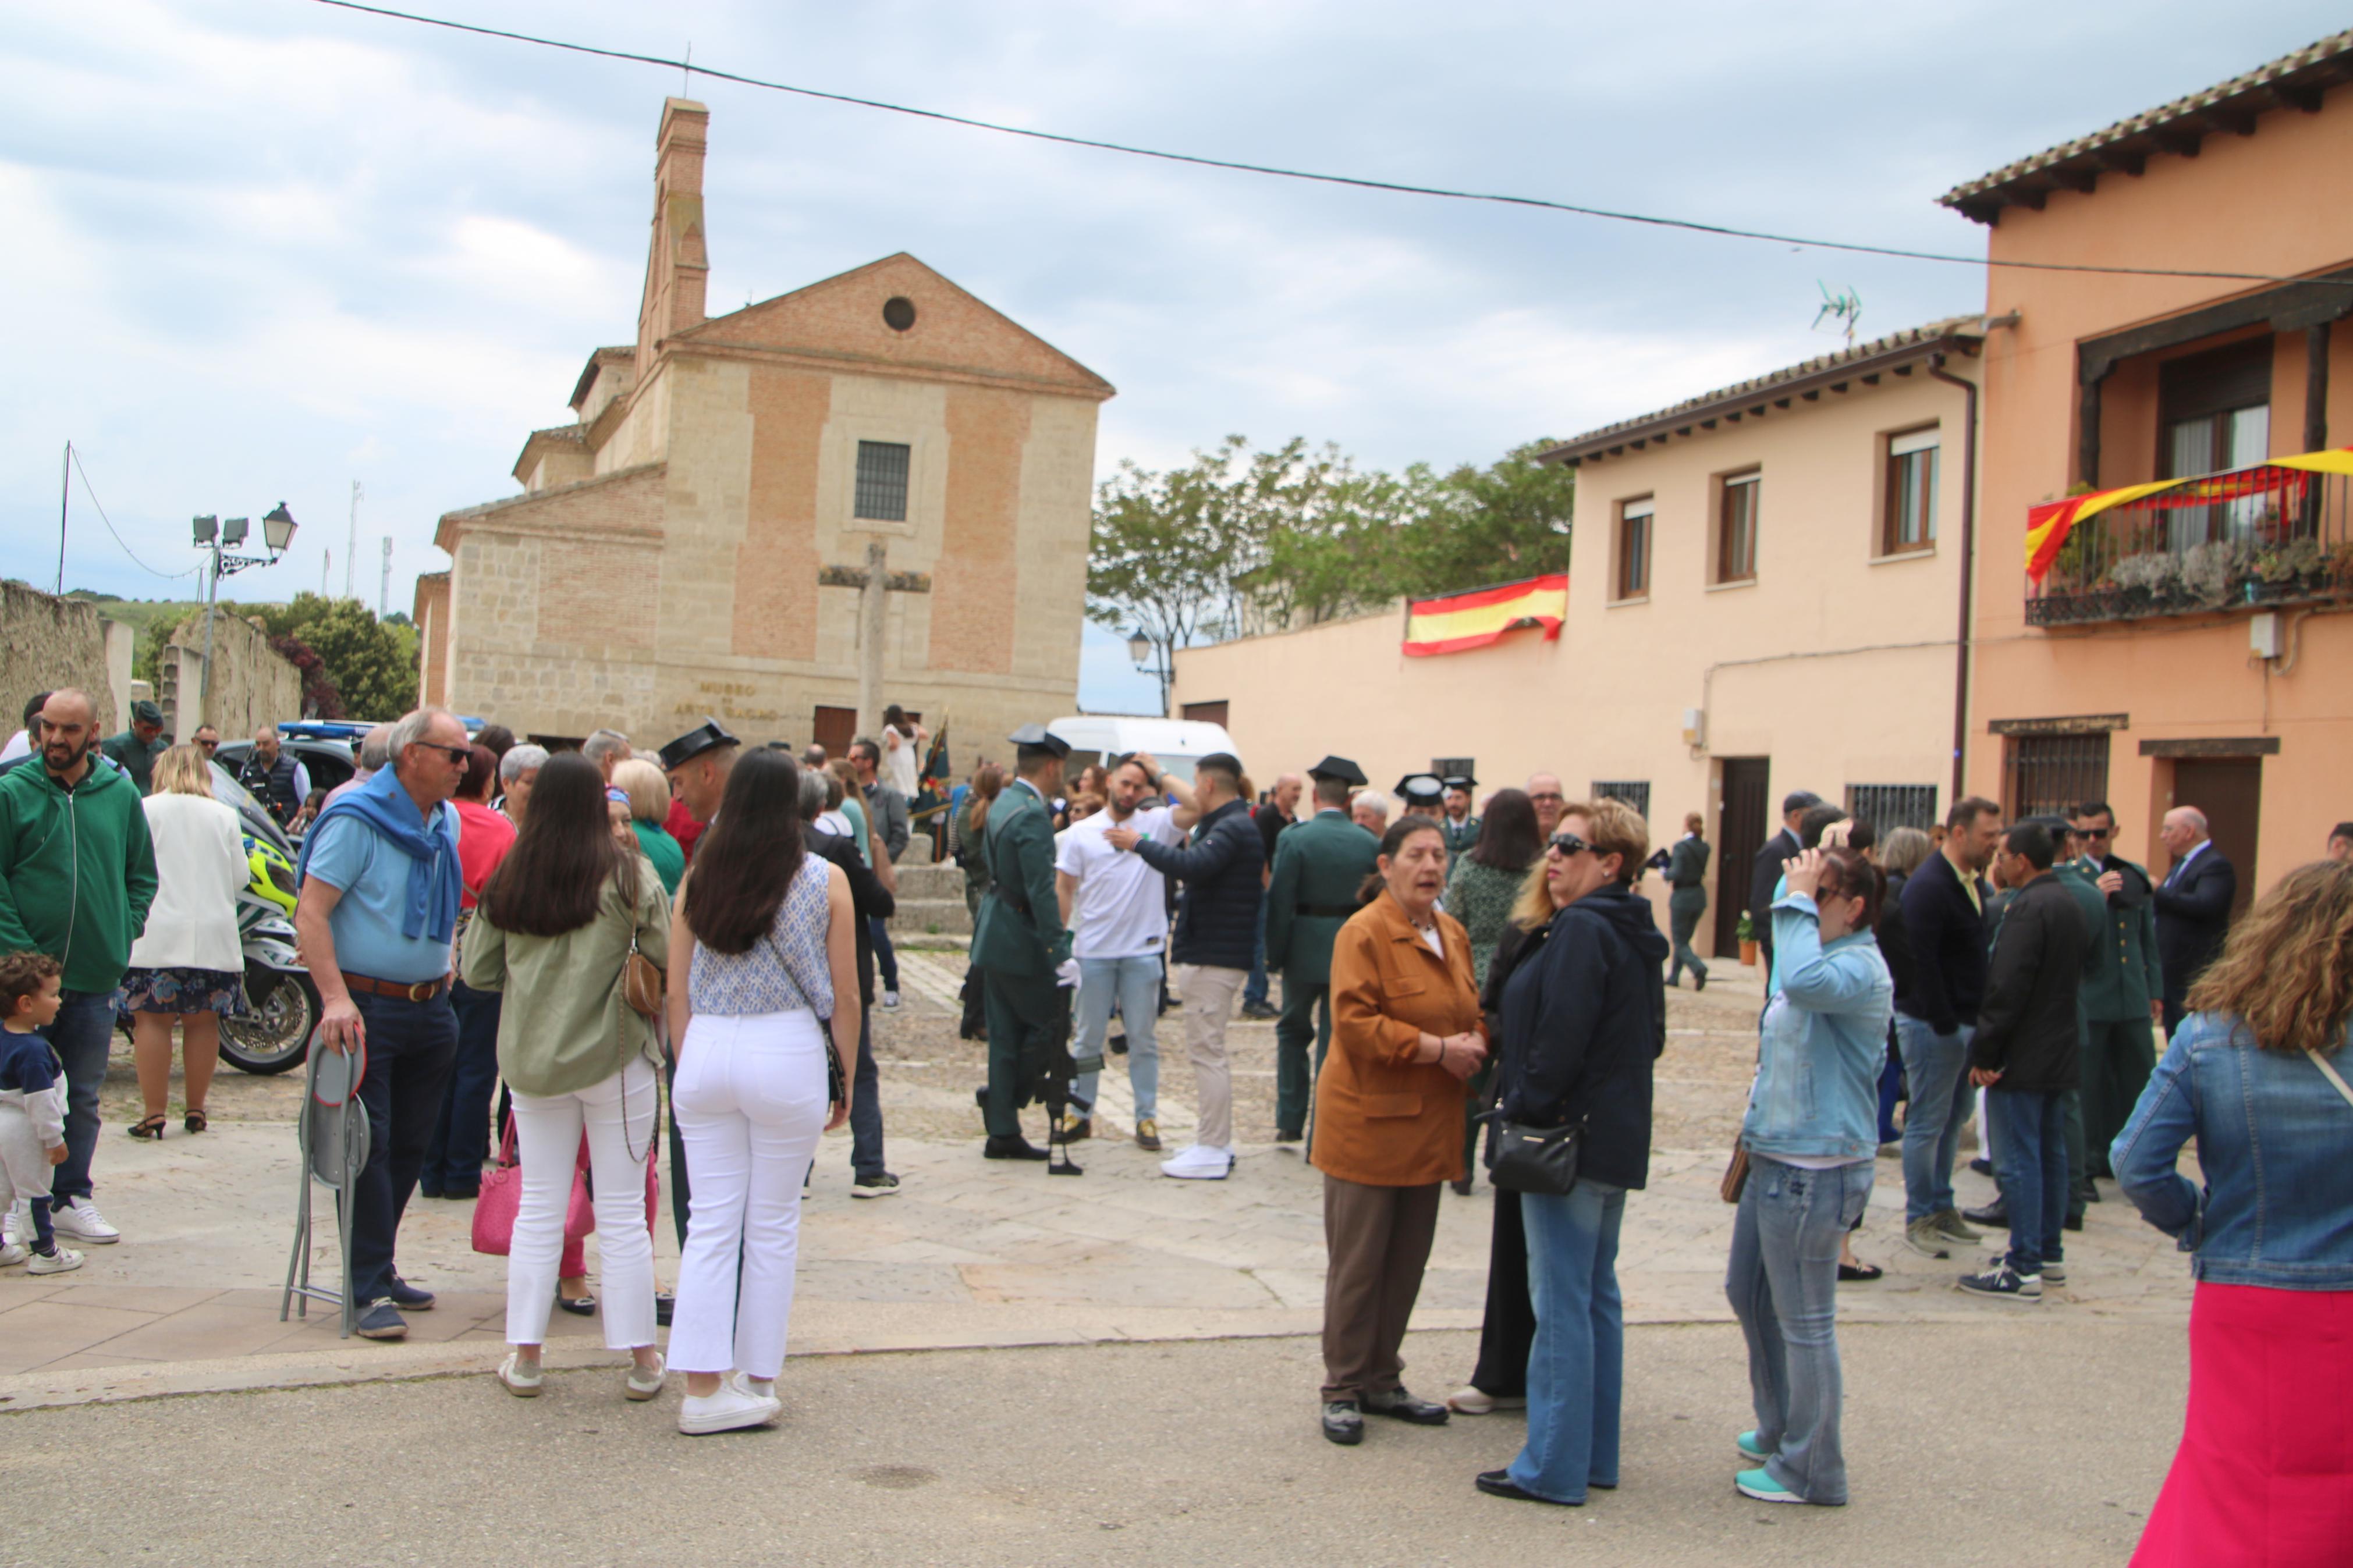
[
  {"x1": 2025, "y1": 446, "x2": 2353, "y2": 582},
  {"x1": 1402, "y1": 573, "x2": 1568, "y2": 657}
]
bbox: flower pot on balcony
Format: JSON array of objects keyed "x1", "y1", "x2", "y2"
[{"x1": 1739, "y1": 939, "x2": 1759, "y2": 968}]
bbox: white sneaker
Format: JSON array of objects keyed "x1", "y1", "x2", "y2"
[
  {"x1": 729, "y1": 1370, "x2": 776, "y2": 1400},
  {"x1": 28, "y1": 1246, "x2": 85, "y2": 1276},
  {"x1": 0, "y1": 1241, "x2": 26, "y2": 1267},
  {"x1": 881, "y1": 990, "x2": 902, "y2": 1011},
  {"x1": 624, "y1": 1352, "x2": 666, "y2": 1402},
  {"x1": 1, "y1": 1202, "x2": 22, "y2": 1249},
  {"x1": 1159, "y1": 1143, "x2": 1235, "y2": 1181},
  {"x1": 679, "y1": 1382, "x2": 782, "y2": 1435},
  {"x1": 51, "y1": 1197, "x2": 120, "y2": 1244}
]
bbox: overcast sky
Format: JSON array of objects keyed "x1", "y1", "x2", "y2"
[{"x1": 4, "y1": 1, "x2": 2342, "y2": 713}]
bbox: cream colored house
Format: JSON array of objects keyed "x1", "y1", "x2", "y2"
[
  {"x1": 420, "y1": 98, "x2": 1113, "y2": 755},
  {"x1": 1170, "y1": 318, "x2": 1983, "y2": 955}
]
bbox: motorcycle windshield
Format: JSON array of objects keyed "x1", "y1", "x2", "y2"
[{"x1": 210, "y1": 760, "x2": 293, "y2": 858}]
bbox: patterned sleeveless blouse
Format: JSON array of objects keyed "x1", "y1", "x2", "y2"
[{"x1": 687, "y1": 852, "x2": 836, "y2": 1018}]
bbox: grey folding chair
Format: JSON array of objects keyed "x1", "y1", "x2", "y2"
[{"x1": 281, "y1": 1037, "x2": 369, "y2": 1338}]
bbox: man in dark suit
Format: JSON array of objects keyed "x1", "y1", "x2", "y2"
[
  {"x1": 2153, "y1": 805, "x2": 2235, "y2": 1039},
  {"x1": 1748, "y1": 790, "x2": 1821, "y2": 974},
  {"x1": 970, "y1": 725, "x2": 1077, "y2": 1162},
  {"x1": 1264, "y1": 756, "x2": 1380, "y2": 1143}
]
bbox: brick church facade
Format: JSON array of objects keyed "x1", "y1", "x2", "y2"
[{"x1": 417, "y1": 97, "x2": 1112, "y2": 754}]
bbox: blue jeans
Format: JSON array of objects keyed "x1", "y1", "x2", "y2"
[
  {"x1": 868, "y1": 916, "x2": 899, "y2": 993},
  {"x1": 1510, "y1": 1179, "x2": 1627, "y2": 1504},
  {"x1": 423, "y1": 980, "x2": 501, "y2": 1196},
  {"x1": 1896, "y1": 1016, "x2": 1976, "y2": 1222},
  {"x1": 39, "y1": 989, "x2": 116, "y2": 1204},
  {"x1": 849, "y1": 1011, "x2": 886, "y2": 1178},
  {"x1": 1072, "y1": 954, "x2": 1160, "y2": 1122},
  {"x1": 1875, "y1": 1029, "x2": 1907, "y2": 1146},
  {"x1": 1986, "y1": 1089, "x2": 2068, "y2": 1277},
  {"x1": 347, "y1": 990, "x2": 457, "y2": 1307},
  {"x1": 1727, "y1": 1155, "x2": 1871, "y2": 1504},
  {"x1": 1244, "y1": 901, "x2": 1270, "y2": 1008}
]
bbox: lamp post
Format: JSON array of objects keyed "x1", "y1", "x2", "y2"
[
  {"x1": 194, "y1": 503, "x2": 298, "y2": 727},
  {"x1": 1126, "y1": 627, "x2": 1170, "y2": 716}
]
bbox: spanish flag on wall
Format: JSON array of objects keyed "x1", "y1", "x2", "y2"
[
  {"x1": 2025, "y1": 446, "x2": 2353, "y2": 582},
  {"x1": 1402, "y1": 573, "x2": 1568, "y2": 657}
]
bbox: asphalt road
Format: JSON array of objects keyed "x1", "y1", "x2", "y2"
[{"x1": 2, "y1": 1321, "x2": 2175, "y2": 1566}]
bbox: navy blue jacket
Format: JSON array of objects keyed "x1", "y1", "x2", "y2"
[
  {"x1": 2153, "y1": 845, "x2": 2235, "y2": 1011},
  {"x1": 1133, "y1": 797, "x2": 1264, "y2": 970},
  {"x1": 1896, "y1": 849, "x2": 1991, "y2": 1036},
  {"x1": 1494, "y1": 886, "x2": 1669, "y2": 1192}
]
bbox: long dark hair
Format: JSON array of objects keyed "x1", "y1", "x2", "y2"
[
  {"x1": 683, "y1": 749, "x2": 806, "y2": 955},
  {"x1": 479, "y1": 752, "x2": 637, "y2": 937},
  {"x1": 1468, "y1": 787, "x2": 1541, "y2": 871}
]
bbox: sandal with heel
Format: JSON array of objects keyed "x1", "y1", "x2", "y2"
[
  {"x1": 183, "y1": 1108, "x2": 208, "y2": 1135},
  {"x1": 128, "y1": 1114, "x2": 168, "y2": 1140}
]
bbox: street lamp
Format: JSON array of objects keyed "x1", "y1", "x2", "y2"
[
  {"x1": 1126, "y1": 629, "x2": 1152, "y2": 667},
  {"x1": 1126, "y1": 627, "x2": 1171, "y2": 716},
  {"x1": 194, "y1": 502, "x2": 298, "y2": 727}
]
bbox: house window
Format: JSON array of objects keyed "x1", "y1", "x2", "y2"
[
  {"x1": 1431, "y1": 756, "x2": 1475, "y2": 780},
  {"x1": 1882, "y1": 429, "x2": 1938, "y2": 554},
  {"x1": 2003, "y1": 733, "x2": 2111, "y2": 822},
  {"x1": 1846, "y1": 784, "x2": 1938, "y2": 832},
  {"x1": 853, "y1": 440, "x2": 911, "y2": 522},
  {"x1": 1180, "y1": 700, "x2": 1229, "y2": 727},
  {"x1": 2160, "y1": 339, "x2": 2272, "y2": 547},
  {"x1": 1716, "y1": 472, "x2": 1759, "y2": 582},
  {"x1": 1591, "y1": 780, "x2": 1651, "y2": 821},
  {"x1": 1614, "y1": 498, "x2": 1653, "y2": 600}
]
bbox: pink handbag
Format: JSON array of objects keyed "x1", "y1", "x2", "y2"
[{"x1": 470, "y1": 1119, "x2": 526, "y2": 1256}]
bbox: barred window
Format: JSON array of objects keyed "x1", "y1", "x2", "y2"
[
  {"x1": 2004, "y1": 734, "x2": 2111, "y2": 822},
  {"x1": 1846, "y1": 784, "x2": 1939, "y2": 833},
  {"x1": 1591, "y1": 780, "x2": 1651, "y2": 822},
  {"x1": 854, "y1": 440, "x2": 911, "y2": 522}
]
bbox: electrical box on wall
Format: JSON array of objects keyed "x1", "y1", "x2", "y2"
[
  {"x1": 2249, "y1": 612, "x2": 2284, "y2": 660},
  {"x1": 1681, "y1": 707, "x2": 1706, "y2": 748}
]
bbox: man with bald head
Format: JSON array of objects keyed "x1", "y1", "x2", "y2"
[
  {"x1": 2153, "y1": 805, "x2": 2236, "y2": 1039},
  {"x1": 239, "y1": 724, "x2": 309, "y2": 823},
  {"x1": 1526, "y1": 773, "x2": 1567, "y2": 840},
  {"x1": 0, "y1": 688, "x2": 157, "y2": 1248}
]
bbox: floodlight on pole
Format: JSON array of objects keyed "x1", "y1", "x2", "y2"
[
  {"x1": 193, "y1": 500, "x2": 297, "y2": 729},
  {"x1": 222, "y1": 515, "x2": 249, "y2": 546},
  {"x1": 193, "y1": 514, "x2": 218, "y2": 544}
]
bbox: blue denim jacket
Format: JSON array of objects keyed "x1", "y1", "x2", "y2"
[
  {"x1": 1740, "y1": 894, "x2": 1895, "y2": 1162},
  {"x1": 2111, "y1": 1013, "x2": 2353, "y2": 1290}
]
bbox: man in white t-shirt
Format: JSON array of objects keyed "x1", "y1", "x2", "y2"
[{"x1": 1054, "y1": 752, "x2": 1194, "y2": 1151}]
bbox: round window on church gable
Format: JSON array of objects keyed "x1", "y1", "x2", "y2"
[{"x1": 882, "y1": 296, "x2": 917, "y2": 332}]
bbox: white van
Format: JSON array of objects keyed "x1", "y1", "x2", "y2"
[{"x1": 1046, "y1": 716, "x2": 1239, "y2": 783}]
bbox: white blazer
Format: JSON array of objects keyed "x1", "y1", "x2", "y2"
[{"x1": 128, "y1": 792, "x2": 249, "y2": 973}]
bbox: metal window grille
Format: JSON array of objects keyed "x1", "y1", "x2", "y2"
[
  {"x1": 1846, "y1": 783, "x2": 1939, "y2": 832},
  {"x1": 2003, "y1": 734, "x2": 2111, "y2": 822},
  {"x1": 853, "y1": 440, "x2": 911, "y2": 522},
  {"x1": 1591, "y1": 780, "x2": 1651, "y2": 821},
  {"x1": 1431, "y1": 756, "x2": 1475, "y2": 780}
]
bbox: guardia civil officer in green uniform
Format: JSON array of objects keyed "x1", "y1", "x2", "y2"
[
  {"x1": 2069, "y1": 800, "x2": 2163, "y2": 1178},
  {"x1": 1264, "y1": 756, "x2": 1380, "y2": 1143},
  {"x1": 2040, "y1": 816, "x2": 2111, "y2": 1225},
  {"x1": 1438, "y1": 774, "x2": 1480, "y2": 864},
  {"x1": 970, "y1": 724, "x2": 1077, "y2": 1161},
  {"x1": 101, "y1": 699, "x2": 167, "y2": 797}
]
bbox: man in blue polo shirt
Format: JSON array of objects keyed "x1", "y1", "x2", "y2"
[{"x1": 293, "y1": 706, "x2": 469, "y2": 1341}]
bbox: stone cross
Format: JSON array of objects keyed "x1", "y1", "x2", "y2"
[{"x1": 817, "y1": 538, "x2": 931, "y2": 741}]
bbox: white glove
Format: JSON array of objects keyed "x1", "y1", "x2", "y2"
[{"x1": 1054, "y1": 959, "x2": 1082, "y2": 988}]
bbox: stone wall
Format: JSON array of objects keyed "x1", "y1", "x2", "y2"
[
  {"x1": 0, "y1": 580, "x2": 132, "y2": 733},
  {"x1": 159, "y1": 610, "x2": 303, "y2": 740}
]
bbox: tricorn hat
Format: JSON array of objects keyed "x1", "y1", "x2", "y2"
[
  {"x1": 1305, "y1": 754, "x2": 1367, "y2": 788},
  {"x1": 1440, "y1": 773, "x2": 1477, "y2": 792},
  {"x1": 1394, "y1": 773, "x2": 1446, "y2": 807},
  {"x1": 1008, "y1": 723, "x2": 1071, "y2": 759},
  {"x1": 657, "y1": 719, "x2": 740, "y2": 773}
]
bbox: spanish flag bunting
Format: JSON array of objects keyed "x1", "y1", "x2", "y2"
[
  {"x1": 2025, "y1": 445, "x2": 2353, "y2": 582},
  {"x1": 1403, "y1": 573, "x2": 1568, "y2": 657}
]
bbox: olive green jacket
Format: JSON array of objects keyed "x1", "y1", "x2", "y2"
[
  {"x1": 2075, "y1": 855, "x2": 2163, "y2": 1021},
  {"x1": 460, "y1": 856, "x2": 671, "y2": 1097},
  {"x1": 1265, "y1": 809, "x2": 1379, "y2": 988},
  {"x1": 970, "y1": 779, "x2": 1069, "y2": 980}
]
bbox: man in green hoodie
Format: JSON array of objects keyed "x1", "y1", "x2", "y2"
[{"x1": 0, "y1": 689, "x2": 157, "y2": 1247}]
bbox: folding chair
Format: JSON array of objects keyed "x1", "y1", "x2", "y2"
[{"x1": 281, "y1": 1038, "x2": 369, "y2": 1338}]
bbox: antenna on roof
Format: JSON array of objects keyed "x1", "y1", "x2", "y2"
[{"x1": 1813, "y1": 283, "x2": 1862, "y2": 349}]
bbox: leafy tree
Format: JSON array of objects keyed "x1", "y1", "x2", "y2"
[
  {"x1": 251, "y1": 594, "x2": 417, "y2": 720},
  {"x1": 1086, "y1": 439, "x2": 1261, "y2": 712},
  {"x1": 270, "y1": 634, "x2": 344, "y2": 720}
]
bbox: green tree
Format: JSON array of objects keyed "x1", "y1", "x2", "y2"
[
  {"x1": 251, "y1": 594, "x2": 417, "y2": 720},
  {"x1": 1397, "y1": 440, "x2": 1575, "y2": 596}
]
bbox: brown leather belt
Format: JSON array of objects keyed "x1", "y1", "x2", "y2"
[{"x1": 342, "y1": 970, "x2": 449, "y2": 1002}]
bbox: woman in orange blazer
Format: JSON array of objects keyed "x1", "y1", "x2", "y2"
[{"x1": 1313, "y1": 813, "x2": 1490, "y2": 1446}]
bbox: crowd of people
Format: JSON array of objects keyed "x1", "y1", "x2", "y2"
[{"x1": 2, "y1": 687, "x2": 2351, "y2": 1548}]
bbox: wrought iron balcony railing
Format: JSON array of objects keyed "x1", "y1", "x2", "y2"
[{"x1": 2025, "y1": 463, "x2": 2353, "y2": 627}]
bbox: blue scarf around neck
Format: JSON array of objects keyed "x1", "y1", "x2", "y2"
[{"x1": 295, "y1": 763, "x2": 461, "y2": 945}]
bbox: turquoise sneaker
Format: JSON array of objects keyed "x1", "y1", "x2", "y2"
[
  {"x1": 1736, "y1": 1467, "x2": 1804, "y2": 1503},
  {"x1": 1736, "y1": 1430, "x2": 1769, "y2": 1462}
]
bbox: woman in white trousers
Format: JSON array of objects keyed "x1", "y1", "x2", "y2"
[
  {"x1": 460, "y1": 751, "x2": 673, "y2": 1400},
  {"x1": 666, "y1": 749, "x2": 860, "y2": 1435}
]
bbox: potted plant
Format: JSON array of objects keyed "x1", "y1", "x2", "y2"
[{"x1": 1737, "y1": 911, "x2": 1758, "y2": 967}]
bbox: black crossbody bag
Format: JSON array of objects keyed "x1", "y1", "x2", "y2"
[{"x1": 1481, "y1": 920, "x2": 1584, "y2": 1196}]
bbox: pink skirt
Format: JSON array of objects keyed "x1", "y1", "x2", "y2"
[{"x1": 2134, "y1": 1281, "x2": 2353, "y2": 1566}]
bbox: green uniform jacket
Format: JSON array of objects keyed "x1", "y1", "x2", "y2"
[
  {"x1": 1265, "y1": 808, "x2": 1379, "y2": 987},
  {"x1": 1666, "y1": 836, "x2": 1711, "y2": 904},
  {"x1": 2076, "y1": 855, "x2": 2162, "y2": 1021},
  {"x1": 1440, "y1": 815, "x2": 1480, "y2": 862},
  {"x1": 0, "y1": 758, "x2": 158, "y2": 993},
  {"x1": 101, "y1": 730, "x2": 161, "y2": 797},
  {"x1": 970, "y1": 778, "x2": 1070, "y2": 979}
]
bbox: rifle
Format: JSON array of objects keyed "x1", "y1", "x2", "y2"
[{"x1": 1026, "y1": 984, "x2": 1101, "y2": 1176}]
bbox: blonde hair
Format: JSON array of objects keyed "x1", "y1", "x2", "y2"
[
  {"x1": 2187, "y1": 860, "x2": 2353, "y2": 1056},
  {"x1": 152, "y1": 743, "x2": 214, "y2": 800},
  {"x1": 1880, "y1": 826, "x2": 1935, "y2": 877},
  {"x1": 1508, "y1": 858, "x2": 1558, "y2": 932},
  {"x1": 1564, "y1": 798, "x2": 1650, "y2": 886},
  {"x1": 611, "y1": 758, "x2": 669, "y2": 824}
]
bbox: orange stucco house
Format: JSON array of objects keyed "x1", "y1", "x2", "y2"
[{"x1": 1950, "y1": 30, "x2": 2353, "y2": 904}]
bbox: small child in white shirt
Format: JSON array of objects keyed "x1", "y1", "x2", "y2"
[{"x1": 0, "y1": 952, "x2": 80, "y2": 1274}]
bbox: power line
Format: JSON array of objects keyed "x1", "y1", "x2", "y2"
[
  {"x1": 310, "y1": 0, "x2": 2353, "y2": 291},
  {"x1": 67, "y1": 446, "x2": 204, "y2": 583}
]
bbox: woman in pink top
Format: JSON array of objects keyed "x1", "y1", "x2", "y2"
[{"x1": 423, "y1": 746, "x2": 517, "y2": 1201}]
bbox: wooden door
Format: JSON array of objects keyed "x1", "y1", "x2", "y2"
[
  {"x1": 1715, "y1": 757, "x2": 1770, "y2": 955},
  {"x1": 2169, "y1": 757, "x2": 2261, "y2": 919},
  {"x1": 812, "y1": 706, "x2": 857, "y2": 761}
]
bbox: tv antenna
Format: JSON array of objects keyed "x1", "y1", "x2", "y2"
[{"x1": 1813, "y1": 283, "x2": 1862, "y2": 349}]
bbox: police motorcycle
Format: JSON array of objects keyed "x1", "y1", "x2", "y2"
[{"x1": 209, "y1": 762, "x2": 322, "y2": 1074}]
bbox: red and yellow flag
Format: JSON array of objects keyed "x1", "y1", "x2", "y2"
[
  {"x1": 1403, "y1": 573, "x2": 1568, "y2": 657},
  {"x1": 2025, "y1": 446, "x2": 2353, "y2": 582}
]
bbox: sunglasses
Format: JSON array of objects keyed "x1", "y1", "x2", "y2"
[
  {"x1": 196, "y1": 738, "x2": 219, "y2": 751},
  {"x1": 2079, "y1": 826, "x2": 2113, "y2": 840},
  {"x1": 1546, "y1": 833, "x2": 1592, "y2": 859},
  {"x1": 414, "y1": 742, "x2": 471, "y2": 766}
]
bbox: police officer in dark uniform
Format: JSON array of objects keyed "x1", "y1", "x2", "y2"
[
  {"x1": 970, "y1": 724, "x2": 1077, "y2": 1161},
  {"x1": 1438, "y1": 773, "x2": 1480, "y2": 863},
  {"x1": 1265, "y1": 756, "x2": 1380, "y2": 1143},
  {"x1": 2070, "y1": 801, "x2": 2164, "y2": 1178}
]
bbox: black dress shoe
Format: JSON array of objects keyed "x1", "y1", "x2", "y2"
[
  {"x1": 2063, "y1": 1213, "x2": 2084, "y2": 1231},
  {"x1": 1969, "y1": 1157, "x2": 1994, "y2": 1177},
  {"x1": 1321, "y1": 1401, "x2": 1364, "y2": 1445},
  {"x1": 1962, "y1": 1201, "x2": 2010, "y2": 1227},
  {"x1": 984, "y1": 1135, "x2": 1050, "y2": 1161},
  {"x1": 1477, "y1": 1470, "x2": 1578, "y2": 1506},
  {"x1": 1362, "y1": 1386, "x2": 1450, "y2": 1425},
  {"x1": 655, "y1": 1291, "x2": 675, "y2": 1327}
]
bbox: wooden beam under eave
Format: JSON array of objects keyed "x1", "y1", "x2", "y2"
[
  {"x1": 1725, "y1": 411, "x2": 1742, "y2": 423},
  {"x1": 2047, "y1": 165, "x2": 2098, "y2": 194},
  {"x1": 2092, "y1": 147, "x2": 2147, "y2": 177},
  {"x1": 1773, "y1": 397, "x2": 1791, "y2": 409},
  {"x1": 1860, "y1": 372, "x2": 1881, "y2": 385},
  {"x1": 2265, "y1": 82, "x2": 2324, "y2": 115},
  {"x1": 1699, "y1": 418, "x2": 1717, "y2": 429},
  {"x1": 1801, "y1": 389, "x2": 1820, "y2": 401},
  {"x1": 2150, "y1": 127, "x2": 2203, "y2": 158},
  {"x1": 1894, "y1": 364, "x2": 1915, "y2": 376},
  {"x1": 1749, "y1": 404, "x2": 1767, "y2": 418},
  {"x1": 2201, "y1": 106, "x2": 2259, "y2": 138},
  {"x1": 1676, "y1": 425, "x2": 1693, "y2": 437}
]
